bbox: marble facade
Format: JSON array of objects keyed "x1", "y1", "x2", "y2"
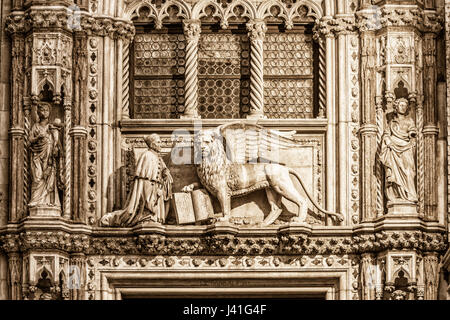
[{"x1": 0, "y1": 0, "x2": 448, "y2": 300}]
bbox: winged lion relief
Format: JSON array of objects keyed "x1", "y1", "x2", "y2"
[
  {"x1": 182, "y1": 122, "x2": 344, "y2": 226},
  {"x1": 101, "y1": 122, "x2": 343, "y2": 227}
]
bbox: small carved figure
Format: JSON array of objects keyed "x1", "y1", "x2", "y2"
[
  {"x1": 380, "y1": 98, "x2": 418, "y2": 203},
  {"x1": 101, "y1": 134, "x2": 173, "y2": 227},
  {"x1": 183, "y1": 122, "x2": 343, "y2": 225},
  {"x1": 29, "y1": 102, "x2": 62, "y2": 208}
]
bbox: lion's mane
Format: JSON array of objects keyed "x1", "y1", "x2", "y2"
[{"x1": 196, "y1": 132, "x2": 229, "y2": 195}]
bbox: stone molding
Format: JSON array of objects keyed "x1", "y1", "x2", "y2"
[
  {"x1": 5, "y1": 8, "x2": 135, "y2": 40},
  {"x1": 0, "y1": 225, "x2": 446, "y2": 256},
  {"x1": 355, "y1": 7, "x2": 443, "y2": 33}
]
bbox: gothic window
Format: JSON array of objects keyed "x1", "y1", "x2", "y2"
[
  {"x1": 130, "y1": 25, "x2": 186, "y2": 119},
  {"x1": 130, "y1": 22, "x2": 318, "y2": 119},
  {"x1": 263, "y1": 25, "x2": 318, "y2": 119},
  {"x1": 197, "y1": 27, "x2": 250, "y2": 118}
]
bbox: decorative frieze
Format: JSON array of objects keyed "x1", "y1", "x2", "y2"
[
  {"x1": 356, "y1": 7, "x2": 443, "y2": 33},
  {"x1": 87, "y1": 37, "x2": 99, "y2": 224},
  {"x1": 5, "y1": 9, "x2": 135, "y2": 40},
  {"x1": 0, "y1": 229, "x2": 446, "y2": 256}
]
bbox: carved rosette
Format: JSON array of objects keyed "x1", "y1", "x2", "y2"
[
  {"x1": 349, "y1": 35, "x2": 360, "y2": 224},
  {"x1": 182, "y1": 19, "x2": 201, "y2": 118},
  {"x1": 87, "y1": 37, "x2": 99, "y2": 225},
  {"x1": 246, "y1": 19, "x2": 267, "y2": 118}
]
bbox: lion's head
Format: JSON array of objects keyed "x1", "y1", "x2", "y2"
[{"x1": 194, "y1": 130, "x2": 227, "y2": 169}]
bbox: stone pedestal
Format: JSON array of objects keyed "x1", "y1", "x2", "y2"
[
  {"x1": 387, "y1": 201, "x2": 418, "y2": 215},
  {"x1": 29, "y1": 206, "x2": 61, "y2": 217}
]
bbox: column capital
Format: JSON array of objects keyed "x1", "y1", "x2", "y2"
[
  {"x1": 246, "y1": 19, "x2": 267, "y2": 42},
  {"x1": 182, "y1": 19, "x2": 201, "y2": 42}
]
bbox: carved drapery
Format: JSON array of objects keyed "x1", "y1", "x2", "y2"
[
  {"x1": 355, "y1": 4, "x2": 443, "y2": 218},
  {"x1": 25, "y1": 32, "x2": 73, "y2": 217}
]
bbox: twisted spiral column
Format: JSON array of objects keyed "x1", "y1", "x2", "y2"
[
  {"x1": 122, "y1": 40, "x2": 130, "y2": 119},
  {"x1": 317, "y1": 38, "x2": 326, "y2": 118},
  {"x1": 63, "y1": 102, "x2": 71, "y2": 219},
  {"x1": 416, "y1": 95, "x2": 425, "y2": 216},
  {"x1": 375, "y1": 96, "x2": 384, "y2": 217},
  {"x1": 182, "y1": 19, "x2": 201, "y2": 118},
  {"x1": 246, "y1": 19, "x2": 267, "y2": 119},
  {"x1": 23, "y1": 101, "x2": 31, "y2": 208}
]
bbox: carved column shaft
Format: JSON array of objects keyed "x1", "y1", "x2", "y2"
[
  {"x1": 63, "y1": 97, "x2": 71, "y2": 219},
  {"x1": 121, "y1": 39, "x2": 130, "y2": 119},
  {"x1": 416, "y1": 95, "x2": 425, "y2": 216},
  {"x1": 375, "y1": 96, "x2": 384, "y2": 217},
  {"x1": 360, "y1": 253, "x2": 376, "y2": 300},
  {"x1": 423, "y1": 33, "x2": 438, "y2": 220},
  {"x1": 182, "y1": 19, "x2": 200, "y2": 118},
  {"x1": 423, "y1": 253, "x2": 439, "y2": 300},
  {"x1": 23, "y1": 97, "x2": 31, "y2": 209},
  {"x1": 72, "y1": 32, "x2": 88, "y2": 223},
  {"x1": 312, "y1": 31, "x2": 327, "y2": 118},
  {"x1": 70, "y1": 254, "x2": 86, "y2": 300},
  {"x1": 9, "y1": 34, "x2": 25, "y2": 222},
  {"x1": 246, "y1": 20, "x2": 267, "y2": 119},
  {"x1": 7, "y1": 253, "x2": 22, "y2": 300},
  {"x1": 360, "y1": 31, "x2": 377, "y2": 221}
]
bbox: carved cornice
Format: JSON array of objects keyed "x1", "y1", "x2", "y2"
[
  {"x1": 0, "y1": 228, "x2": 446, "y2": 256},
  {"x1": 5, "y1": 9, "x2": 135, "y2": 40},
  {"x1": 356, "y1": 7, "x2": 443, "y2": 33},
  {"x1": 316, "y1": 15, "x2": 356, "y2": 38},
  {"x1": 182, "y1": 19, "x2": 201, "y2": 42},
  {"x1": 246, "y1": 19, "x2": 267, "y2": 42}
]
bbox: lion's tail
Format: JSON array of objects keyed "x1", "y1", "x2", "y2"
[{"x1": 288, "y1": 168, "x2": 343, "y2": 220}]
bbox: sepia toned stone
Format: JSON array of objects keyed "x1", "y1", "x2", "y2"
[
  {"x1": 0, "y1": 0, "x2": 448, "y2": 301},
  {"x1": 172, "y1": 192, "x2": 196, "y2": 225}
]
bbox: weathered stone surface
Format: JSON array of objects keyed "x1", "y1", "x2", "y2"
[{"x1": 0, "y1": 0, "x2": 448, "y2": 300}]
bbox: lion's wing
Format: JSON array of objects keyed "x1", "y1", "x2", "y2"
[{"x1": 217, "y1": 122, "x2": 299, "y2": 164}]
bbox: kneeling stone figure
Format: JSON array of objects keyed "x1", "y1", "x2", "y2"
[{"x1": 100, "y1": 134, "x2": 173, "y2": 227}]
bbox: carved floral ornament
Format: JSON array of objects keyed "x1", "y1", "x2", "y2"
[
  {"x1": 355, "y1": 7, "x2": 443, "y2": 33},
  {"x1": 5, "y1": 8, "x2": 135, "y2": 40},
  {"x1": 0, "y1": 230, "x2": 446, "y2": 256},
  {"x1": 127, "y1": 0, "x2": 321, "y2": 30}
]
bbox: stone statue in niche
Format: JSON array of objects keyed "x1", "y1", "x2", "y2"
[
  {"x1": 29, "y1": 102, "x2": 63, "y2": 210},
  {"x1": 380, "y1": 98, "x2": 418, "y2": 206},
  {"x1": 101, "y1": 134, "x2": 173, "y2": 227},
  {"x1": 182, "y1": 122, "x2": 344, "y2": 225}
]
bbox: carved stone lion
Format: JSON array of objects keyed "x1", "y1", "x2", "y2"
[{"x1": 183, "y1": 122, "x2": 343, "y2": 225}]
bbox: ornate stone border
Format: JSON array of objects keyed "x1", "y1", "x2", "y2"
[{"x1": 0, "y1": 227, "x2": 446, "y2": 256}]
